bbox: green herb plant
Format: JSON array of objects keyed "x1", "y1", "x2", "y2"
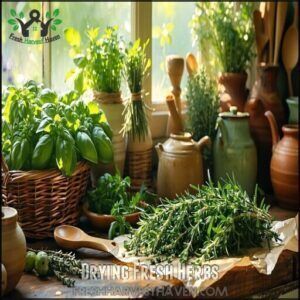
[
  {"x1": 2, "y1": 81, "x2": 113, "y2": 176},
  {"x1": 125, "y1": 177, "x2": 280, "y2": 265},
  {"x1": 191, "y1": 2, "x2": 255, "y2": 75},
  {"x1": 122, "y1": 39, "x2": 151, "y2": 141},
  {"x1": 64, "y1": 26, "x2": 125, "y2": 94},
  {"x1": 186, "y1": 66, "x2": 219, "y2": 169}
]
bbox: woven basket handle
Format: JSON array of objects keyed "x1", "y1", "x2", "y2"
[{"x1": 1, "y1": 155, "x2": 11, "y2": 189}]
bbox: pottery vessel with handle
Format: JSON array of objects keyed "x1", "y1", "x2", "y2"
[
  {"x1": 245, "y1": 64, "x2": 286, "y2": 194},
  {"x1": 265, "y1": 111, "x2": 299, "y2": 210},
  {"x1": 213, "y1": 107, "x2": 257, "y2": 196},
  {"x1": 219, "y1": 72, "x2": 249, "y2": 112},
  {"x1": 1, "y1": 207, "x2": 26, "y2": 295},
  {"x1": 156, "y1": 132, "x2": 210, "y2": 199}
]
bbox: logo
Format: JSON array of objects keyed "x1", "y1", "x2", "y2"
[{"x1": 7, "y1": 8, "x2": 62, "y2": 44}]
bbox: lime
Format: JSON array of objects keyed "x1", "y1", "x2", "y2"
[
  {"x1": 24, "y1": 251, "x2": 36, "y2": 272},
  {"x1": 34, "y1": 251, "x2": 49, "y2": 277}
]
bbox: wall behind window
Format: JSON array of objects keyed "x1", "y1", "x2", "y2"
[
  {"x1": 152, "y1": 2, "x2": 196, "y2": 103},
  {"x1": 50, "y1": 2, "x2": 131, "y2": 94},
  {"x1": 2, "y1": 2, "x2": 43, "y2": 87}
]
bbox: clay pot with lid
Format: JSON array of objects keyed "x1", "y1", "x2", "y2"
[
  {"x1": 219, "y1": 72, "x2": 249, "y2": 112},
  {"x1": 1, "y1": 207, "x2": 26, "y2": 295},
  {"x1": 265, "y1": 111, "x2": 299, "y2": 210},
  {"x1": 155, "y1": 133, "x2": 211, "y2": 199},
  {"x1": 245, "y1": 64, "x2": 286, "y2": 194},
  {"x1": 213, "y1": 107, "x2": 257, "y2": 196}
]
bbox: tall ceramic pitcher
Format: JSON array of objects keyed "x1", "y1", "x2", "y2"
[
  {"x1": 213, "y1": 107, "x2": 257, "y2": 196},
  {"x1": 265, "y1": 111, "x2": 299, "y2": 210}
]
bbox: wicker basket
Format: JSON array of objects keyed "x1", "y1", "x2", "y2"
[
  {"x1": 125, "y1": 148, "x2": 153, "y2": 191},
  {"x1": 1, "y1": 158, "x2": 90, "y2": 239}
]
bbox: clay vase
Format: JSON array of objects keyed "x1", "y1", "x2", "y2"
[
  {"x1": 213, "y1": 107, "x2": 257, "y2": 196},
  {"x1": 93, "y1": 91, "x2": 127, "y2": 177},
  {"x1": 287, "y1": 96, "x2": 299, "y2": 124},
  {"x1": 2, "y1": 207, "x2": 26, "y2": 295},
  {"x1": 265, "y1": 111, "x2": 299, "y2": 210},
  {"x1": 219, "y1": 72, "x2": 249, "y2": 112},
  {"x1": 155, "y1": 132, "x2": 211, "y2": 199},
  {"x1": 245, "y1": 64, "x2": 286, "y2": 194}
]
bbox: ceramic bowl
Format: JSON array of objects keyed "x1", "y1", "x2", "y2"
[{"x1": 82, "y1": 202, "x2": 144, "y2": 230}]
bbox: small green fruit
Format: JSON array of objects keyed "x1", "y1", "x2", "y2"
[
  {"x1": 34, "y1": 251, "x2": 49, "y2": 276},
  {"x1": 24, "y1": 251, "x2": 36, "y2": 272}
]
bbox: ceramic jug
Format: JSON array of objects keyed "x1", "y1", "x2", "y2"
[
  {"x1": 2, "y1": 207, "x2": 26, "y2": 295},
  {"x1": 219, "y1": 72, "x2": 249, "y2": 112},
  {"x1": 155, "y1": 132, "x2": 211, "y2": 199},
  {"x1": 265, "y1": 111, "x2": 299, "y2": 210},
  {"x1": 213, "y1": 107, "x2": 257, "y2": 196},
  {"x1": 245, "y1": 64, "x2": 286, "y2": 194},
  {"x1": 287, "y1": 97, "x2": 299, "y2": 124}
]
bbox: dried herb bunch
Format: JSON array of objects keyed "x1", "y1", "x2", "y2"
[
  {"x1": 186, "y1": 66, "x2": 219, "y2": 169},
  {"x1": 28, "y1": 248, "x2": 82, "y2": 287},
  {"x1": 125, "y1": 178, "x2": 280, "y2": 265},
  {"x1": 122, "y1": 39, "x2": 151, "y2": 141}
]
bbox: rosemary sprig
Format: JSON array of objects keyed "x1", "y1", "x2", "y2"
[
  {"x1": 122, "y1": 39, "x2": 151, "y2": 141},
  {"x1": 125, "y1": 178, "x2": 281, "y2": 264}
]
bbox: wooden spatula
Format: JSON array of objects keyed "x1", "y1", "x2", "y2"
[
  {"x1": 186, "y1": 52, "x2": 198, "y2": 76},
  {"x1": 281, "y1": 2, "x2": 299, "y2": 96},
  {"x1": 267, "y1": 2, "x2": 276, "y2": 63},
  {"x1": 273, "y1": 2, "x2": 288, "y2": 64}
]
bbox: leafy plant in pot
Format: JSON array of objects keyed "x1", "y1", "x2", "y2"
[
  {"x1": 122, "y1": 39, "x2": 153, "y2": 190},
  {"x1": 65, "y1": 26, "x2": 127, "y2": 179},
  {"x1": 192, "y1": 2, "x2": 255, "y2": 112},
  {"x1": 186, "y1": 65, "x2": 219, "y2": 174}
]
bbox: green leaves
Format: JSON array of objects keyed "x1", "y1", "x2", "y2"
[
  {"x1": 75, "y1": 131, "x2": 98, "y2": 164},
  {"x1": 56, "y1": 136, "x2": 76, "y2": 177},
  {"x1": 10, "y1": 9, "x2": 17, "y2": 17},
  {"x1": 8, "y1": 19, "x2": 16, "y2": 25},
  {"x1": 53, "y1": 19, "x2": 62, "y2": 25},
  {"x1": 64, "y1": 28, "x2": 81, "y2": 47},
  {"x1": 92, "y1": 126, "x2": 113, "y2": 164},
  {"x1": 53, "y1": 8, "x2": 60, "y2": 17},
  {"x1": 32, "y1": 134, "x2": 54, "y2": 169},
  {"x1": 40, "y1": 88, "x2": 57, "y2": 104}
]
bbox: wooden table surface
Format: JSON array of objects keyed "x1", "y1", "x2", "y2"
[{"x1": 3, "y1": 207, "x2": 299, "y2": 299}]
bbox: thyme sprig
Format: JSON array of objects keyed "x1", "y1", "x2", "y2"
[{"x1": 125, "y1": 178, "x2": 280, "y2": 265}]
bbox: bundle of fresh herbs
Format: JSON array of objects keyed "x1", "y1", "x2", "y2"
[
  {"x1": 191, "y1": 2, "x2": 255, "y2": 75},
  {"x1": 122, "y1": 39, "x2": 151, "y2": 141},
  {"x1": 186, "y1": 66, "x2": 219, "y2": 169},
  {"x1": 25, "y1": 248, "x2": 82, "y2": 287},
  {"x1": 125, "y1": 178, "x2": 280, "y2": 265}
]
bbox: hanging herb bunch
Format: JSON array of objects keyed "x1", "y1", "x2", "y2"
[
  {"x1": 125, "y1": 178, "x2": 280, "y2": 265},
  {"x1": 122, "y1": 39, "x2": 151, "y2": 141}
]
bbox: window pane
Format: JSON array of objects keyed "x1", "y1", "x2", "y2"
[
  {"x1": 152, "y1": 2, "x2": 197, "y2": 102},
  {"x1": 2, "y1": 2, "x2": 43, "y2": 87},
  {"x1": 50, "y1": 2, "x2": 131, "y2": 93}
]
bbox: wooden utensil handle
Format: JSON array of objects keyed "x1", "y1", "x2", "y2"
[
  {"x1": 166, "y1": 94, "x2": 183, "y2": 135},
  {"x1": 85, "y1": 236, "x2": 117, "y2": 253}
]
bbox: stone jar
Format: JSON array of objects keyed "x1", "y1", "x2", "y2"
[
  {"x1": 245, "y1": 64, "x2": 286, "y2": 194},
  {"x1": 2, "y1": 207, "x2": 26, "y2": 295},
  {"x1": 213, "y1": 107, "x2": 257, "y2": 196},
  {"x1": 156, "y1": 132, "x2": 211, "y2": 199},
  {"x1": 265, "y1": 111, "x2": 299, "y2": 210},
  {"x1": 219, "y1": 72, "x2": 249, "y2": 112}
]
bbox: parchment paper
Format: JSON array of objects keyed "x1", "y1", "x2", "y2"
[{"x1": 114, "y1": 215, "x2": 298, "y2": 297}]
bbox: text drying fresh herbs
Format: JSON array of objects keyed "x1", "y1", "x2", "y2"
[
  {"x1": 86, "y1": 173, "x2": 145, "y2": 216},
  {"x1": 125, "y1": 178, "x2": 280, "y2": 265},
  {"x1": 2, "y1": 80, "x2": 113, "y2": 176}
]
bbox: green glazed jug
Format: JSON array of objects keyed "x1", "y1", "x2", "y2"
[
  {"x1": 213, "y1": 107, "x2": 257, "y2": 196},
  {"x1": 287, "y1": 97, "x2": 298, "y2": 124}
]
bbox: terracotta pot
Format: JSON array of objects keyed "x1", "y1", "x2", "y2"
[
  {"x1": 213, "y1": 107, "x2": 257, "y2": 196},
  {"x1": 245, "y1": 64, "x2": 286, "y2": 194},
  {"x1": 155, "y1": 132, "x2": 211, "y2": 199},
  {"x1": 1, "y1": 207, "x2": 26, "y2": 295},
  {"x1": 265, "y1": 111, "x2": 299, "y2": 210},
  {"x1": 93, "y1": 91, "x2": 127, "y2": 177},
  {"x1": 219, "y1": 72, "x2": 249, "y2": 112},
  {"x1": 82, "y1": 202, "x2": 144, "y2": 230}
]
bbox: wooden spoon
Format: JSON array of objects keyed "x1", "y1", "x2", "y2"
[
  {"x1": 282, "y1": 3, "x2": 299, "y2": 96},
  {"x1": 253, "y1": 10, "x2": 269, "y2": 62},
  {"x1": 166, "y1": 94, "x2": 183, "y2": 136},
  {"x1": 54, "y1": 225, "x2": 117, "y2": 255},
  {"x1": 186, "y1": 52, "x2": 198, "y2": 76},
  {"x1": 259, "y1": 2, "x2": 266, "y2": 19},
  {"x1": 273, "y1": 2, "x2": 288, "y2": 64}
]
